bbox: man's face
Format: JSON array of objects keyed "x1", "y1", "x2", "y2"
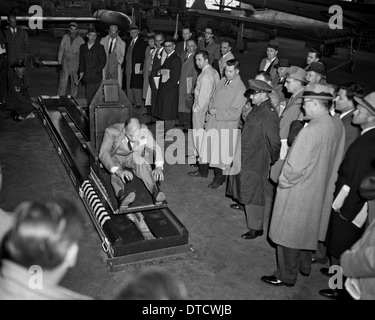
[
  {"x1": 225, "y1": 65, "x2": 238, "y2": 81},
  {"x1": 353, "y1": 105, "x2": 373, "y2": 126},
  {"x1": 130, "y1": 29, "x2": 139, "y2": 39},
  {"x1": 334, "y1": 89, "x2": 351, "y2": 113},
  {"x1": 303, "y1": 98, "x2": 317, "y2": 117},
  {"x1": 221, "y1": 42, "x2": 231, "y2": 56},
  {"x1": 125, "y1": 123, "x2": 141, "y2": 143},
  {"x1": 148, "y1": 38, "x2": 155, "y2": 48},
  {"x1": 87, "y1": 32, "x2": 97, "y2": 44},
  {"x1": 8, "y1": 16, "x2": 17, "y2": 29},
  {"x1": 15, "y1": 66, "x2": 25, "y2": 76},
  {"x1": 186, "y1": 40, "x2": 196, "y2": 54},
  {"x1": 195, "y1": 54, "x2": 208, "y2": 70},
  {"x1": 182, "y1": 29, "x2": 192, "y2": 42},
  {"x1": 250, "y1": 92, "x2": 265, "y2": 105},
  {"x1": 109, "y1": 26, "x2": 119, "y2": 39},
  {"x1": 306, "y1": 52, "x2": 319, "y2": 66},
  {"x1": 284, "y1": 78, "x2": 299, "y2": 94},
  {"x1": 155, "y1": 36, "x2": 164, "y2": 48},
  {"x1": 69, "y1": 26, "x2": 78, "y2": 37},
  {"x1": 204, "y1": 28, "x2": 213, "y2": 42},
  {"x1": 164, "y1": 42, "x2": 175, "y2": 55},
  {"x1": 266, "y1": 48, "x2": 278, "y2": 60},
  {"x1": 305, "y1": 71, "x2": 321, "y2": 84},
  {"x1": 277, "y1": 67, "x2": 289, "y2": 78}
]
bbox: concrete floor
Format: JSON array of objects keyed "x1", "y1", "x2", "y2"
[{"x1": 1, "y1": 31, "x2": 375, "y2": 300}]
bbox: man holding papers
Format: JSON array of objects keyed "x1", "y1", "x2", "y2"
[
  {"x1": 154, "y1": 37, "x2": 182, "y2": 133},
  {"x1": 319, "y1": 92, "x2": 375, "y2": 299}
]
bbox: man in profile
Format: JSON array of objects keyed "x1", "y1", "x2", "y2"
[{"x1": 99, "y1": 118, "x2": 165, "y2": 210}]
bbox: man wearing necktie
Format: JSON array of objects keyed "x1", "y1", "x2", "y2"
[
  {"x1": 176, "y1": 28, "x2": 192, "y2": 59},
  {"x1": 218, "y1": 40, "x2": 235, "y2": 78},
  {"x1": 258, "y1": 40, "x2": 279, "y2": 85},
  {"x1": 100, "y1": 25, "x2": 126, "y2": 88},
  {"x1": 4, "y1": 15, "x2": 31, "y2": 88},
  {"x1": 99, "y1": 118, "x2": 165, "y2": 209}
]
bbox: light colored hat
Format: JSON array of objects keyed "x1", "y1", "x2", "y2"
[
  {"x1": 69, "y1": 22, "x2": 78, "y2": 28},
  {"x1": 286, "y1": 66, "x2": 308, "y2": 83},
  {"x1": 354, "y1": 92, "x2": 375, "y2": 116},
  {"x1": 303, "y1": 84, "x2": 334, "y2": 100}
]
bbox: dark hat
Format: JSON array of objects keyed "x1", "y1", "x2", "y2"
[
  {"x1": 87, "y1": 27, "x2": 97, "y2": 34},
  {"x1": 286, "y1": 66, "x2": 308, "y2": 83},
  {"x1": 245, "y1": 79, "x2": 273, "y2": 97},
  {"x1": 303, "y1": 84, "x2": 334, "y2": 100},
  {"x1": 69, "y1": 22, "x2": 78, "y2": 28},
  {"x1": 354, "y1": 92, "x2": 375, "y2": 116},
  {"x1": 267, "y1": 39, "x2": 279, "y2": 50},
  {"x1": 307, "y1": 62, "x2": 326, "y2": 75},
  {"x1": 164, "y1": 36, "x2": 177, "y2": 44},
  {"x1": 147, "y1": 32, "x2": 155, "y2": 38},
  {"x1": 274, "y1": 58, "x2": 291, "y2": 68},
  {"x1": 11, "y1": 59, "x2": 25, "y2": 68},
  {"x1": 129, "y1": 24, "x2": 139, "y2": 30}
]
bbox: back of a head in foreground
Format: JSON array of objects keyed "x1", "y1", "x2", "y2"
[
  {"x1": 1, "y1": 199, "x2": 84, "y2": 270},
  {"x1": 115, "y1": 267, "x2": 188, "y2": 300}
]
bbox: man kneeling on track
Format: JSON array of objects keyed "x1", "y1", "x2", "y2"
[{"x1": 99, "y1": 117, "x2": 165, "y2": 210}]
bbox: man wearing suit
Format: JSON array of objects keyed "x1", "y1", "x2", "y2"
[
  {"x1": 334, "y1": 82, "x2": 362, "y2": 153},
  {"x1": 319, "y1": 92, "x2": 375, "y2": 299},
  {"x1": 100, "y1": 24, "x2": 126, "y2": 87},
  {"x1": 198, "y1": 28, "x2": 221, "y2": 70},
  {"x1": 270, "y1": 66, "x2": 307, "y2": 183},
  {"x1": 258, "y1": 40, "x2": 279, "y2": 85},
  {"x1": 79, "y1": 28, "x2": 106, "y2": 109},
  {"x1": 188, "y1": 50, "x2": 220, "y2": 167},
  {"x1": 5, "y1": 15, "x2": 31, "y2": 88},
  {"x1": 176, "y1": 28, "x2": 192, "y2": 58},
  {"x1": 178, "y1": 39, "x2": 198, "y2": 132},
  {"x1": 123, "y1": 25, "x2": 147, "y2": 109},
  {"x1": 154, "y1": 37, "x2": 182, "y2": 133},
  {"x1": 218, "y1": 40, "x2": 235, "y2": 78},
  {"x1": 99, "y1": 118, "x2": 165, "y2": 209},
  {"x1": 148, "y1": 33, "x2": 166, "y2": 126},
  {"x1": 272, "y1": 58, "x2": 291, "y2": 104}
]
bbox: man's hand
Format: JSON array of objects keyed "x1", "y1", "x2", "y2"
[
  {"x1": 115, "y1": 169, "x2": 133, "y2": 183},
  {"x1": 79, "y1": 72, "x2": 84, "y2": 79},
  {"x1": 32, "y1": 102, "x2": 41, "y2": 110},
  {"x1": 31, "y1": 97, "x2": 38, "y2": 103},
  {"x1": 152, "y1": 168, "x2": 164, "y2": 182},
  {"x1": 209, "y1": 108, "x2": 217, "y2": 116}
]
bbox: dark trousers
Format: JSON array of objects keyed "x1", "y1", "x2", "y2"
[
  {"x1": 178, "y1": 112, "x2": 191, "y2": 130},
  {"x1": 274, "y1": 245, "x2": 313, "y2": 285},
  {"x1": 85, "y1": 82, "x2": 101, "y2": 108},
  {"x1": 0, "y1": 54, "x2": 7, "y2": 103},
  {"x1": 198, "y1": 164, "x2": 226, "y2": 184}
]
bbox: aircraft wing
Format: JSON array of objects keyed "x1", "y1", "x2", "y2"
[{"x1": 188, "y1": 9, "x2": 295, "y2": 30}]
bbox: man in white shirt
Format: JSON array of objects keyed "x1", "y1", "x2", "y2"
[
  {"x1": 218, "y1": 40, "x2": 235, "y2": 78},
  {"x1": 258, "y1": 40, "x2": 279, "y2": 84}
]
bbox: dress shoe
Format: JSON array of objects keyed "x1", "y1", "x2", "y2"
[
  {"x1": 299, "y1": 271, "x2": 310, "y2": 277},
  {"x1": 135, "y1": 105, "x2": 141, "y2": 109},
  {"x1": 208, "y1": 181, "x2": 224, "y2": 189},
  {"x1": 146, "y1": 120, "x2": 156, "y2": 125},
  {"x1": 153, "y1": 191, "x2": 166, "y2": 204},
  {"x1": 189, "y1": 162, "x2": 199, "y2": 167},
  {"x1": 320, "y1": 267, "x2": 331, "y2": 277},
  {"x1": 311, "y1": 257, "x2": 329, "y2": 264},
  {"x1": 241, "y1": 229, "x2": 263, "y2": 240},
  {"x1": 118, "y1": 191, "x2": 136, "y2": 208},
  {"x1": 10, "y1": 111, "x2": 21, "y2": 122},
  {"x1": 182, "y1": 129, "x2": 188, "y2": 133},
  {"x1": 319, "y1": 289, "x2": 340, "y2": 299},
  {"x1": 230, "y1": 203, "x2": 244, "y2": 211},
  {"x1": 261, "y1": 275, "x2": 295, "y2": 287},
  {"x1": 188, "y1": 171, "x2": 207, "y2": 178}
]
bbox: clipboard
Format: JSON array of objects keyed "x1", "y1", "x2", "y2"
[
  {"x1": 135, "y1": 63, "x2": 142, "y2": 75},
  {"x1": 153, "y1": 77, "x2": 160, "y2": 89}
]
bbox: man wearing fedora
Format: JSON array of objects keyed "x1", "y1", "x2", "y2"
[
  {"x1": 227, "y1": 79, "x2": 281, "y2": 240},
  {"x1": 258, "y1": 40, "x2": 279, "y2": 84},
  {"x1": 100, "y1": 24, "x2": 126, "y2": 88},
  {"x1": 79, "y1": 28, "x2": 106, "y2": 109},
  {"x1": 270, "y1": 66, "x2": 307, "y2": 183},
  {"x1": 306, "y1": 61, "x2": 327, "y2": 85},
  {"x1": 319, "y1": 91, "x2": 375, "y2": 299},
  {"x1": 6, "y1": 59, "x2": 40, "y2": 121},
  {"x1": 57, "y1": 22, "x2": 85, "y2": 98},
  {"x1": 261, "y1": 84, "x2": 345, "y2": 287}
]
